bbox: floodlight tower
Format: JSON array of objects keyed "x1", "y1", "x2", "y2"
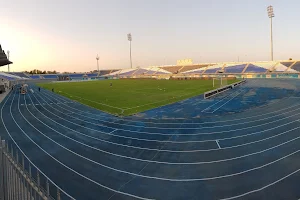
[
  {"x1": 96, "y1": 54, "x2": 100, "y2": 73},
  {"x1": 127, "y1": 33, "x2": 132, "y2": 68},
  {"x1": 7, "y1": 50, "x2": 10, "y2": 72},
  {"x1": 267, "y1": 5, "x2": 275, "y2": 61}
]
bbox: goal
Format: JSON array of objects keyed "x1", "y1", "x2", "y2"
[{"x1": 213, "y1": 76, "x2": 227, "y2": 88}]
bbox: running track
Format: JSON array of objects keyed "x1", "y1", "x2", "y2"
[{"x1": 1, "y1": 79, "x2": 300, "y2": 199}]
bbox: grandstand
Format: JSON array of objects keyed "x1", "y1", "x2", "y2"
[
  {"x1": 2, "y1": 59, "x2": 300, "y2": 200},
  {"x1": 69, "y1": 73, "x2": 84, "y2": 79},
  {"x1": 0, "y1": 60, "x2": 299, "y2": 82},
  {"x1": 159, "y1": 66, "x2": 183, "y2": 74},
  {"x1": 85, "y1": 73, "x2": 98, "y2": 78},
  {"x1": 7, "y1": 72, "x2": 29, "y2": 78},
  {"x1": 203, "y1": 64, "x2": 224, "y2": 74},
  {"x1": 41, "y1": 74, "x2": 58, "y2": 79},
  {"x1": 29, "y1": 75, "x2": 41, "y2": 79}
]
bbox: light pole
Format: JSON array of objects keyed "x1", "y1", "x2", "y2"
[
  {"x1": 7, "y1": 50, "x2": 10, "y2": 72},
  {"x1": 127, "y1": 33, "x2": 132, "y2": 68},
  {"x1": 267, "y1": 5, "x2": 275, "y2": 61},
  {"x1": 96, "y1": 54, "x2": 99, "y2": 73}
]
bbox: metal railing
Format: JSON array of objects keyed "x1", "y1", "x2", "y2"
[
  {"x1": 204, "y1": 79, "x2": 246, "y2": 99},
  {"x1": 0, "y1": 137, "x2": 75, "y2": 200}
]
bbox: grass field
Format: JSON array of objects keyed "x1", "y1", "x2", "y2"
[{"x1": 37, "y1": 79, "x2": 238, "y2": 116}]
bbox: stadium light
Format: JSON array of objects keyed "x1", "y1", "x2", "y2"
[
  {"x1": 7, "y1": 50, "x2": 10, "y2": 72},
  {"x1": 127, "y1": 33, "x2": 132, "y2": 68},
  {"x1": 267, "y1": 5, "x2": 275, "y2": 61},
  {"x1": 96, "y1": 54, "x2": 100, "y2": 73}
]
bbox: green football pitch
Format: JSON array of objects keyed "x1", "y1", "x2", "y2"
[{"x1": 38, "y1": 79, "x2": 238, "y2": 116}]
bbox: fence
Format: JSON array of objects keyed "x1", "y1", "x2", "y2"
[
  {"x1": 204, "y1": 79, "x2": 246, "y2": 99},
  {"x1": 0, "y1": 137, "x2": 75, "y2": 200}
]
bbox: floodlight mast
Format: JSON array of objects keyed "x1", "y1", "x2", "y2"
[
  {"x1": 96, "y1": 54, "x2": 99, "y2": 73},
  {"x1": 127, "y1": 33, "x2": 132, "y2": 68},
  {"x1": 267, "y1": 5, "x2": 275, "y2": 61},
  {"x1": 7, "y1": 50, "x2": 10, "y2": 72}
]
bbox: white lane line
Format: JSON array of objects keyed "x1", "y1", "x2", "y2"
[
  {"x1": 60, "y1": 91, "x2": 125, "y2": 110},
  {"x1": 123, "y1": 87, "x2": 212, "y2": 111},
  {"x1": 32, "y1": 88, "x2": 300, "y2": 151},
  {"x1": 37, "y1": 91, "x2": 300, "y2": 138},
  {"x1": 212, "y1": 90, "x2": 244, "y2": 113},
  {"x1": 109, "y1": 129, "x2": 118, "y2": 134},
  {"x1": 27, "y1": 87, "x2": 300, "y2": 172},
  {"x1": 38, "y1": 80, "x2": 274, "y2": 124},
  {"x1": 38, "y1": 86, "x2": 300, "y2": 132},
  {"x1": 24, "y1": 87, "x2": 300, "y2": 183},
  {"x1": 216, "y1": 140, "x2": 221, "y2": 149},
  {"x1": 220, "y1": 167, "x2": 300, "y2": 200},
  {"x1": 41, "y1": 86, "x2": 299, "y2": 126},
  {"x1": 0, "y1": 89, "x2": 75, "y2": 199},
  {"x1": 29, "y1": 89, "x2": 300, "y2": 161},
  {"x1": 201, "y1": 92, "x2": 235, "y2": 113},
  {"x1": 18, "y1": 90, "x2": 152, "y2": 199}
]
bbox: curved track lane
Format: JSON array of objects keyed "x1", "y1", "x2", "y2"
[{"x1": 1, "y1": 79, "x2": 300, "y2": 200}]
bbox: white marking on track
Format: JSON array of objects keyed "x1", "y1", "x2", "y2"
[
  {"x1": 40, "y1": 86, "x2": 298, "y2": 126},
  {"x1": 211, "y1": 90, "x2": 244, "y2": 113}
]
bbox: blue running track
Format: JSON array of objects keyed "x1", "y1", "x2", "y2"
[{"x1": 1, "y1": 79, "x2": 300, "y2": 200}]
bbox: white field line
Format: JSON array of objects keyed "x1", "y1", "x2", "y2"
[
  {"x1": 59, "y1": 91, "x2": 125, "y2": 110},
  {"x1": 18, "y1": 90, "x2": 300, "y2": 183},
  {"x1": 16, "y1": 91, "x2": 153, "y2": 199},
  {"x1": 38, "y1": 84, "x2": 300, "y2": 126},
  {"x1": 35, "y1": 89, "x2": 300, "y2": 142}
]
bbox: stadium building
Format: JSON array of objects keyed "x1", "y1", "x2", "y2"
[{"x1": 1, "y1": 45, "x2": 300, "y2": 199}]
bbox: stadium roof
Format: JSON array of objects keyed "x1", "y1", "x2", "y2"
[{"x1": 0, "y1": 44, "x2": 13, "y2": 67}]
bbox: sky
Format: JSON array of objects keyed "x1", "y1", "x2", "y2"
[{"x1": 1, "y1": 0, "x2": 300, "y2": 72}]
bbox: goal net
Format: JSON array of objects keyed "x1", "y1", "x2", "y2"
[{"x1": 213, "y1": 76, "x2": 227, "y2": 88}]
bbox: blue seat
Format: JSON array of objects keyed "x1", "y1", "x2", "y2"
[
  {"x1": 244, "y1": 64, "x2": 267, "y2": 73},
  {"x1": 86, "y1": 73, "x2": 98, "y2": 77},
  {"x1": 119, "y1": 70, "x2": 136, "y2": 76},
  {"x1": 0, "y1": 75, "x2": 15, "y2": 80},
  {"x1": 30, "y1": 75, "x2": 40, "y2": 79},
  {"x1": 204, "y1": 68, "x2": 222, "y2": 74},
  {"x1": 225, "y1": 64, "x2": 246, "y2": 73},
  {"x1": 291, "y1": 62, "x2": 300, "y2": 72},
  {"x1": 134, "y1": 69, "x2": 149, "y2": 75},
  {"x1": 99, "y1": 71, "x2": 112, "y2": 76},
  {"x1": 69, "y1": 74, "x2": 84, "y2": 78},
  {"x1": 185, "y1": 70, "x2": 204, "y2": 74},
  {"x1": 43, "y1": 75, "x2": 58, "y2": 79},
  {"x1": 13, "y1": 72, "x2": 29, "y2": 78}
]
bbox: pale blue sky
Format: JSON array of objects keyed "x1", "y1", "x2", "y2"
[{"x1": 1, "y1": 0, "x2": 300, "y2": 72}]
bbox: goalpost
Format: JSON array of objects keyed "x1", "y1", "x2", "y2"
[{"x1": 213, "y1": 75, "x2": 227, "y2": 88}]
